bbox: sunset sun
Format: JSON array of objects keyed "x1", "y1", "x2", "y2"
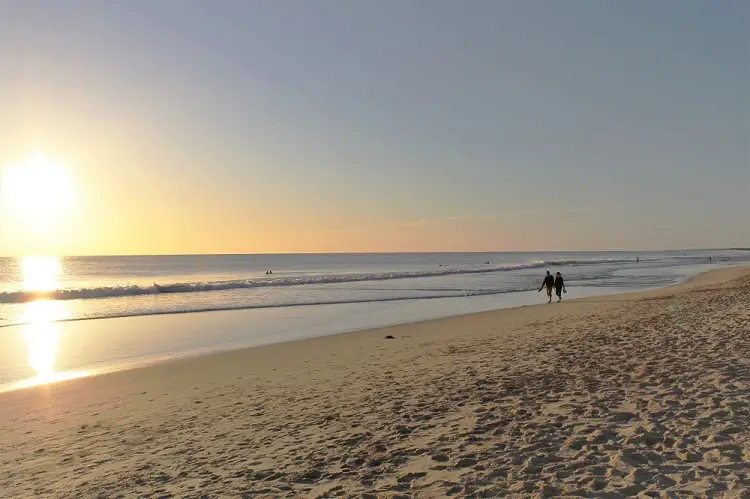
[{"x1": 0, "y1": 153, "x2": 73, "y2": 229}]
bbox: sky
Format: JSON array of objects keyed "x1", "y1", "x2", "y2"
[{"x1": 0, "y1": 0, "x2": 747, "y2": 255}]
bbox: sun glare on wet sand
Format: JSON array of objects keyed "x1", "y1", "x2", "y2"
[{"x1": 9, "y1": 299, "x2": 87, "y2": 391}]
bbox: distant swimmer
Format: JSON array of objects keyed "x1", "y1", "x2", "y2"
[
  {"x1": 538, "y1": 271, "x2": 555, "y2": 303},
  {"x1": 554, "y1": 272, "x2": 567, "y2": 302},
  {"x1": 266, "y1": 270, "x2": 273, "y2": 275},
  {"x1": 637, "y1": 257, "x2": 639, "y2": 263}
]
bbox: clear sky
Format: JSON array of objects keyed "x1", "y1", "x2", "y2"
[{"x1": 0, "y1": 0, "x2": 747, "y2": 256}]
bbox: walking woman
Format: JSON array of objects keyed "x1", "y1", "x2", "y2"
[{"x1": 554, "y1": 272, "x2": 567, "y2": 302}]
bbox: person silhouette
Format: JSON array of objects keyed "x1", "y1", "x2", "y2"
[
  {"x1": 554, "y1": 272, "x2": 567, "y2": 302},
  {"x1": 538, "y1": 271, "x2": 555, "y2": 303}
]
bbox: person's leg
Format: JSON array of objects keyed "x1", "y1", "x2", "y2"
[
  {"x1": 556, "y1": 287, "x2": 562, "y2": 301},
  {"x1": 546, "y1": 286, "x2": 552, "y2": 303}
]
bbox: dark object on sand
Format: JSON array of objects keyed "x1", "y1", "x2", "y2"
[{"x1": 385, "y1": 335, "x2": 395, "y2": 339}]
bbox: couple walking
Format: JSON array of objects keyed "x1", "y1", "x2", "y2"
[{"x1": 539, "y1": 271, "x2": 566, "y2": 303}]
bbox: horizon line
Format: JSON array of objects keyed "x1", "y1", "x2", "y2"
[{"x1": 0, "y1": 248, "x2": 745, "y2": 259}]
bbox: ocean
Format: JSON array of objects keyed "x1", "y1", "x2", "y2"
[{"x1": 0, "y1": 249, "x2": 747, "y2": 389}]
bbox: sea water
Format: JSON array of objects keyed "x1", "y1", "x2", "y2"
[{"x1": 0, "y1": 250, "x2": 746, "y2": 388}]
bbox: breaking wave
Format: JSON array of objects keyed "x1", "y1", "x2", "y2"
[{"x1": 0, "y1": 258, "x2": 629, "y2": 304}]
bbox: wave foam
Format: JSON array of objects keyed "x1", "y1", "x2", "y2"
[{"x1": 0, "y1": 258, "x2": 629, "y2": 304}]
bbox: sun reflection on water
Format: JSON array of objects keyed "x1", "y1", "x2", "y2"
[
  {"x1": 22, "y1": 255, "x2": 61, "y2": 292},
  {"x1": 20, "y1": 301, "x2": 64, "y2": 381},
  {"x1": 13, "y1": 256, "x2": 87, "y2": 388}
]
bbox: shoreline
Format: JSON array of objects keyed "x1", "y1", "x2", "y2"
[
  {"x1": 1, "y1": 266, "x2": 748, "y2": 497},
  {"x1": 0, "y1": 276, "x2": 681, "y2": 331},
  {"x1": 0, "y1": 265, "x2": 739, "y2": 393}
]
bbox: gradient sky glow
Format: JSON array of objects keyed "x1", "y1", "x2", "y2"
[{"x1": 0, "y1": 0, "x2": 748, "y2": 255}]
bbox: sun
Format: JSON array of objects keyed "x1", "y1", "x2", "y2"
[{"x1": 0, "y1": 153, "x2": 73, "y2": 228}]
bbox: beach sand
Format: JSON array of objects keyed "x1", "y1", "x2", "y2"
[{"x1": 1, "y1": 267, "x2": 748, "y2": 498}]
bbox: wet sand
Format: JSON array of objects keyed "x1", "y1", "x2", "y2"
[{"x1": 1, "y1": 266, "x2": 748, "y2": 498}]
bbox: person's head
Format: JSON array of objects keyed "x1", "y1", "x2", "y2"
[
  {"x1": 556, "y1": 272, "x2": 561, "y2": 276},
  {"x1": 546, "y1": 271, "x2": 551, "y2": 275}
]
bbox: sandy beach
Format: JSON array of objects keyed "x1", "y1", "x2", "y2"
[{"x1": 1, "y1": 266, "x2": 748, "y2": 498}]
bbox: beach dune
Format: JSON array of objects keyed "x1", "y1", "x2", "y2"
[{"x1": 1, "y1": 267, "x2": 748, "y2": 498}]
